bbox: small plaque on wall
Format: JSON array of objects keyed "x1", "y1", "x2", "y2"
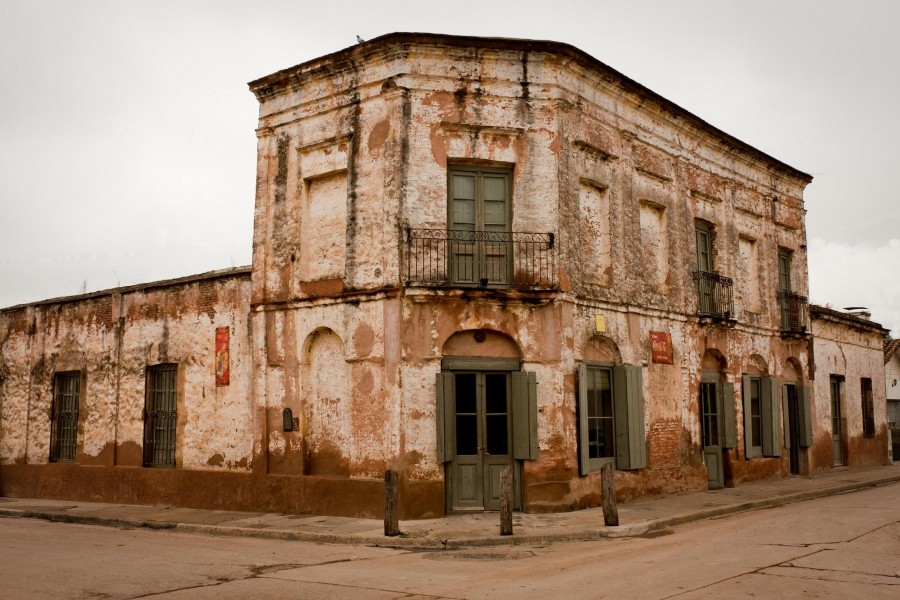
[
  {"x1": 649, "y1": 331, "x2": 673, "y2": 364},
  {"x1": 215, "y1": 327, "x2": 230, "y2": 386}
]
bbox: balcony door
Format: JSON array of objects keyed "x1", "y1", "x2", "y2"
[
  {"x1": 695, "y1": 223, "x2": 715, "y2": 314},
  {"x1": 778, "y1": 249, "x2": 793, "y2": 330},
  {"x1": 448, "y1": 166, "x2": 511, "y2": 285}
]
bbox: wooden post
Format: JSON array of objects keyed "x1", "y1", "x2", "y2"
[
  {"x1": 601, "y1": 462, "x2": 619, "y2": 526},
  {"x1": 384, "y1": 469, "x2": 400, "y2": 537},
  {"x1": 500, "y1": 465, "x2": 513, "y2": 536}
]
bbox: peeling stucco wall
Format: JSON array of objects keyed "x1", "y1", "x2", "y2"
[{"x1": 0, "y1": 269, "x2": 253, "y2": 490}]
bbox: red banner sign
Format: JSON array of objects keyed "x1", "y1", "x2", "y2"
[
  {"x1": 650, "y1": 331, "x2": 673, "y2": 364},
  {"x1": 215, "y1": 327, "x2": 230, "y2": 386}
]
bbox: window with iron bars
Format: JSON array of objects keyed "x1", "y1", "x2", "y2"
[
  {"x1": 143, "y1": 364, "x2": 178, "y2": 467},
  {"x1": 50, "y1": 372, "x2": 80, "y2": 462}
]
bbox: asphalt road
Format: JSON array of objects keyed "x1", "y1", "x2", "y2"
[{"x1": 2, "y1": 482, "x2": 898, "y2": 599}]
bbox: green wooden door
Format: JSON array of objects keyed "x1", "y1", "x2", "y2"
[
  {"x1": 830, "y1": 378, "x2": 843, "y2": 466},
  {"x1": 448, "y1": 371, "x2": 515, "y2": 511},
  {"x1": 701, "y1": 379, "x2": 724, "y2": 490}
]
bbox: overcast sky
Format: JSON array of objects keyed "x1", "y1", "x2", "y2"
[{"x1": 1, "y1": 0, "x2": 898, "y2": 335}]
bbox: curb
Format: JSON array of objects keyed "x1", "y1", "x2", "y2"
[{"x1": 2, "y1": 475, "x2": 897, "y2": 550}]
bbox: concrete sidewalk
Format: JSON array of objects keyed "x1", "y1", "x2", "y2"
[{"x1": 2, "y1": 464, "x2": 898, "y2": 550}]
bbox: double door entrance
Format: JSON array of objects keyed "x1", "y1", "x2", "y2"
[{"x1": 447, "y1": 371, "x2": 517, "y2": 511}]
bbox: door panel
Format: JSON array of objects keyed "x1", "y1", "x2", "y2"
[
  {"x1": 831, "y1": 378, "x2": 843, "y2": 466},
  {"x1": 786, "y1": 385, "x2": 801, "y2": 475},
  {"x1": 701, "y1": 380, "x2": 724, "y2": 490}
]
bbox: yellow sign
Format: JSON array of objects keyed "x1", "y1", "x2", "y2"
[{"x1": 595, "y1": 315, "x2": 606, "y2": 333}]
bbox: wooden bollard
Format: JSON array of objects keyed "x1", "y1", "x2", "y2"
[
  {"x1": 384, "y1": 469, "x2": 400, "y2": 537},
  {"x1": 500, "y1": 465, "x2": 513, "y2": 536},
  {"x1": 601, "y1": 462, "x2": 619, "y2": 526}
]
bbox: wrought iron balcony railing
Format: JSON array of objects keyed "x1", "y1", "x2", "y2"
[
  {"x1": 778, "y1": 290, "x2": 809, "y2": 333},
  {"x1": 406, "y1": 228, "x2": 556, "y2": 289},
  {"x1": 693, "y1": 270, "x2": 734, "y2": 320}
]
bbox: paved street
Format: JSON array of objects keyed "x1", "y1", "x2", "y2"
[{"x1": 2, "y1": 482, "x2": 898, "y2": 599}]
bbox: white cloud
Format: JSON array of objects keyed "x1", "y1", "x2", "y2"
[{"x1": 808, "y1": 238, "x2": 900, "y2": 337}]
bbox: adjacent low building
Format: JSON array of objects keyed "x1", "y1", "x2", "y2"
[
  {"x1": 0, "y1": 33, "x2": 891, "y2": 518},
  {"x1": 885, "y1": 338, "x2": 900, "y2": 461}
]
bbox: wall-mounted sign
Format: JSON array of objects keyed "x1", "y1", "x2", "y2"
[
  {"x1": 595, "y1": 315, "x2": 606, "y2": 333},
  {"x1": 215, "y1": 327, "x2": 230, "y2": 386},
  {"x1": 650, "y1": 331, "x2": 673, "y2": 364}
]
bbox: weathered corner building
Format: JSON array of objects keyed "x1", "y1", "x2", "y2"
[{"x1": 0, "y1": 33, "x2": 891, "y2": 518}]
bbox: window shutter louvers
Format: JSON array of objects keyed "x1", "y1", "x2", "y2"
[
  {"x1": 612, "y1": 365, "x2": 647, "y2": 470},
  {"x1": 799, "y1": 386, "x2": 812, "y2": 448},
  {"x1": 577, "y1": 364, "x2": 590, "y2": 475},
  {"x1": 435, "y1": 372, "x2": 455, "y2": 462},
  {"x1": 722, "y1": 382, "x2": 736, "y2": 449},
  {"x1": 761, "y1": 377, "x2": 782, "y2": 457},
  {"x1": 511, "y1": 371, "x2": 538, "y2": 460},
  {"x1": 742, "y1": 376, "x2": 753, "y2": 458},
  {"x1": 782, "y1": 385, "x2": 792, "y2": 450}
]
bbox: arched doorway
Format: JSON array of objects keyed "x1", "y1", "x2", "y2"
[
  {"x1": 700, "y1": 350, "x2": 732, "y2": 490},
  {"x1": 437, "y1": 330, "x2": 535, "y2": 512},
  {"x1": 300, "y1": 327, "x2": 351, "y2": 477}
]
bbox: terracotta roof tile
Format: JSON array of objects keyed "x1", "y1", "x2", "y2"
[{"x1": 885, "y1": 339, "x2": 900, "y2": 364}]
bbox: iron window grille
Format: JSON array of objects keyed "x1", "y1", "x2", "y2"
[
  {"x1": 406, "y1": 228, "x2": 556, "y2": 289},
  {"x1": 49, "y1": 372, "x2": 80, "y2": 462},
  {"x1": 143, "y1": 364, "x2": 178, "y2": 467},
  {"x1": 693, "y1": 270, "x2": 734, "y2": 320}
]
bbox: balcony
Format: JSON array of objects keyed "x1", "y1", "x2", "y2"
[
  {"x1": 693, "y1": 270, "x2": 734, "y2": 321},
  {"x1": 778, "y1": 290, "x2": 809, "y2": 334},
  {"x1": 406, "y1": 228, "x2": 556, "y2": 289}
]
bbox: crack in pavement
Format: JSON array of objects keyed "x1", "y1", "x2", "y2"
[
  {"x1": 659, "y1": 518, "x2": 900, "y2": 598},
  {"x1": 126, "y1": 554, "x2": 411, "y2": 599},
  {"x1": 761, "y1": 567, "x2": 900, "y2": 587},
  {"x1": 657, "y1": 547, "x2": 828, "y2": 599},
  {"x1": 258, "y1": 574, "x2": 467, "y2": 600}
]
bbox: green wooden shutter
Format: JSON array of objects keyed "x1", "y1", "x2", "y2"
[
  {"x1": 761, "y1": 377, "x2": 773, "y2": 456},
  {"x1": 435, "y1": 372, "x2": 455, "y2": 462},
  {"x1": 612, "y1": 365, "x2": 646, "y2": 470},
  {"x1": 577, "y1": 363, "x2": 590, "y2": 475},
  {"x1": 722, "y1": 381, "x2": 736, "y2": 449},
  {"x1": 512, "y1": 371, "x2": 538, "y2": 460},
  {"x1": 799, "y1": 386, "x2": 812, "y2": 448},
  {"x1": 742, "y1": 376, "x2": 753, "y2": 458},
  {"x1": 761, "y1": 377, "x2": 781, "y2": 457},
  {"x1": 782, "y1": 385, "x2": 791, "y2": 450}
]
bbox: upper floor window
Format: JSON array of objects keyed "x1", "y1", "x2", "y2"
[
  {"x1": 776, "y1": 248, "x2": 808, "y2": 333},
  {"x1": 406, "y1": 165, "x2": 555, "y2": 290},
  {"x1": 448, "y1": 166, "x2": 512, "y2": 285},
  {"x1": 50, "y1": 372, "x2": 80, "y2": 462},
  {"x1": 695, "y1": 222, "x2": 713, "y2": 273},
  {"x1": 777, "y1": 249, "x2": 792, "y2": 292},
  {"x1": 143, "y1": 364, "x2": 178, "y2": 467},
  {"x1": 693, "y1": 221, "x2": 733, "y2": 320}
]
